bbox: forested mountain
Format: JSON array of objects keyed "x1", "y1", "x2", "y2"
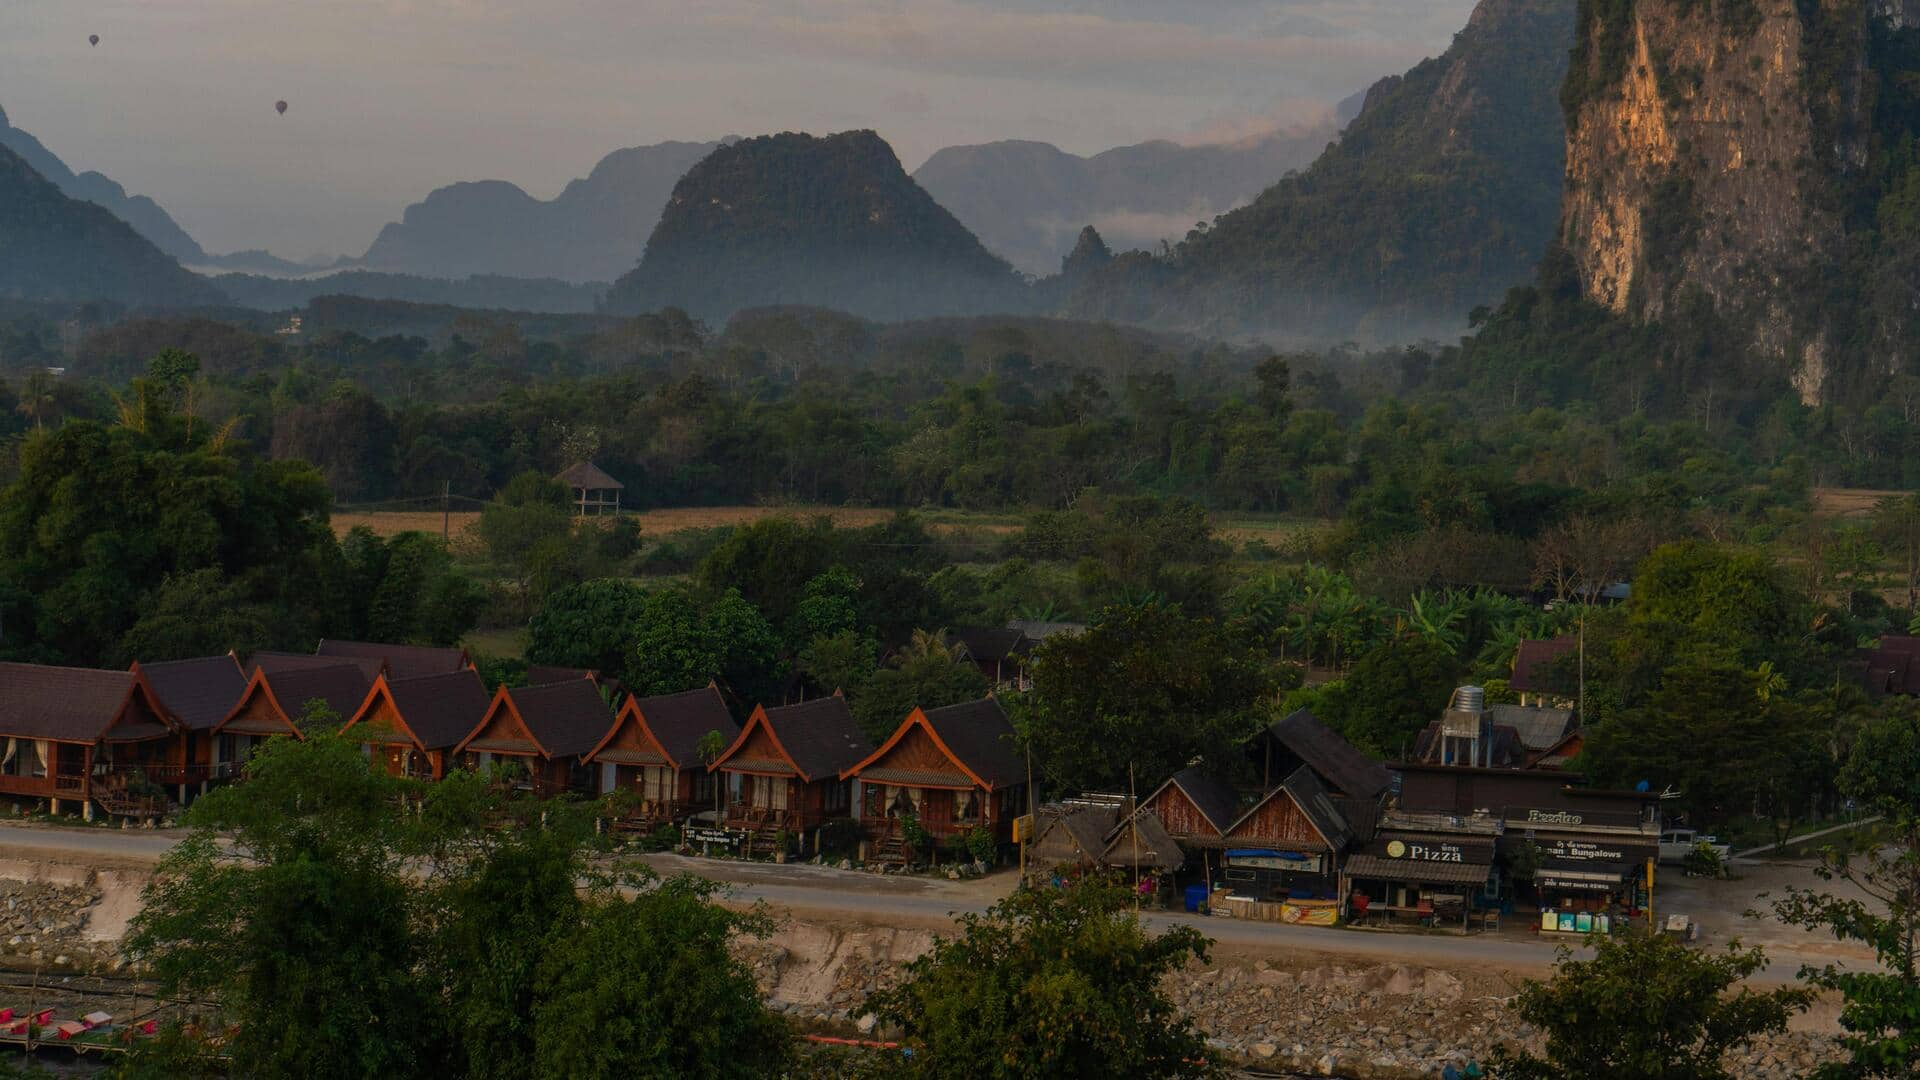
[
  {"x1": 603, "y1": 131, "x2": 1031, "y2": 324},
  {"x1": 357, "y1": 140, "x2": 726, "y2": 283},
  {"x1": 912, "y1": 123, "x2": 1337, "y2": 276},
  {"x1": 0, "y1": 104, "x2": 206, "y2": 264},
  {"x1": 0, "y1": 142, "x2": 224, "y2": 309},
  {"x1": 1063, "y1": 0, "x2": 1576, "y2": 345}
]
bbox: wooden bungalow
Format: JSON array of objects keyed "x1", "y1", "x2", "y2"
[
  {"x1": 709, "y1": 695, "x2": 869, "y2": 845},
  {"x1": 1137, "y1": 766, "x2": 1242, "y2": 848},
  {"x1": 343, "y1": 670, "x2": 492, "y2": 781},
  {"x1": 316, "y1": 640, "x2": 471, "y2": 681},
  {"x1": 1214, "y1": 766, "x2": 1354, "y2": 900},
  {"x1": 128, "y1": 654, "x2": 248, "y2": 798},
  {"x1": 583, "y1": 685, "x2": 737, "y2": 824},
  {"x1": 951, "y1": 628, "x2": 1034, "y2": 690},
  {"x1": 0, "y1": 662, "x2": 178, "y2": 818},
  {"x1": 1511, "y1": 638, "x2": 1578, "y2": 707},
  {"x1": 214, "y1": 664, "x2": 372, "y2": 768},
  {"x1": 843, "y1": 697, "x2": 1027, "y2": 863},
  {"x1": 453, "y1": 679, "x2": 613, "y2": 797}
]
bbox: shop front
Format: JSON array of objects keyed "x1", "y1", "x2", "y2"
[
  {"x1": 1342, "y1": 832, "x2": 1496, "y2": 928},
  {"x1": 1504, "y1": 811, "x2": 1658, "y2": 915}
]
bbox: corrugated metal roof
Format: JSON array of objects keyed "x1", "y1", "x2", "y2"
[{"x1": 1343, "y1": 854, "x2": 1492, "y2": 885}]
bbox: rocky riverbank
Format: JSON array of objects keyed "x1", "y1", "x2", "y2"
[{"x1": 736, "y1": 921, "x2": 1844, "y2": 1079}]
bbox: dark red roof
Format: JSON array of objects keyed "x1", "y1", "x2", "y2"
[
  {"x1": 505, "y1": 679, "x2": 615, "y2": 759},
  {"x1": 257, "y1": 665, "x2": 373, "y2": 727},
  {"x1": 382, "y1": 670, "x2": 492, "y2": 750},
  {"x1": 134, "y1": 655, "x2": 247, "y2": 732},
  {"x1": 758, "y1": 696, "x2": 871, "y2": 782},
  {"x1": 920, "y1": 698, "x2": 1024, "y2": 788},
  {"x1": 250, "y1": 650, "x2": 386, "y2": 682},
  {"x1": 0, "y1": 662, "x2": 156, "y2": 743},
  {"x1": 1861, "y1": 636, "x2": 1920, "y2": 696},
  {"x1": 527, "y1": 665, "x2": 595, "y2": 686},
  {"x1": 317, "y1": 640, "x2": 469, "y2": 682},
  {"x1": 1510, "y1": 638, "x2": 1578, "y2": 694},
  {"x1": 1262, "y1": 708, "x2": 1391, "y2": 799},
  {"x1": 626, "y1": 686, "x2": 738, "y2": 769}
]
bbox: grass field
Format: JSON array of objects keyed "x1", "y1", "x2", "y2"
[
  {"x1": 332, "y1": 505, "x2": 1313, "y2": 546},
  {"x1": 1811, "y1": 487, "x2": 1906, "y2": 519}
]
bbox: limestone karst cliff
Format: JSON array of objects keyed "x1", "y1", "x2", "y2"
[{"x1": 1558, "y1": 0, "x2": 1920, "y2": 403}]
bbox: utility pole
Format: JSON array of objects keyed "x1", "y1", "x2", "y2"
[{"x1": 442, "y1": 480, "x2": 451, "y2": 542}]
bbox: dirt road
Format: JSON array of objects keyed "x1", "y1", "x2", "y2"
[{"x1": 0, "y1": 824, "x2": 1872, "y2": 984}]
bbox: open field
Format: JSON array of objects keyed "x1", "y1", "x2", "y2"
[
  {"x1": 331, "y1": 505, "x2": 1317, "y2": 547},
  {"x1": 1811, "y1": 486, "x2": 1907, "y2": 519}
]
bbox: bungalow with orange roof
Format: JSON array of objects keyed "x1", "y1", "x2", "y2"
[
  {"x1": 583, "y1": 685, "x2": 738, "y2": 824},
  {"x1": 0, "y1": 662, "x2": 178, "y2": 818},
  {"x1": 842, "y1": 697, "x2": 1026, "y2": 864},
  {"x1": 453, "y1": 679, "x2": 613, "y2": 797},
  {"x1": 127, "y1": 654, "x2": 248, "y2": 799},
  {"x1": 708, "y1": 695, "x2": 869, "y2": 852},
  {"x1": 213, "y1": 663, "x2": 372, "y2": 769},
  {"x1": 343, "y1": 669, "x2": 492, "y2": 780}
]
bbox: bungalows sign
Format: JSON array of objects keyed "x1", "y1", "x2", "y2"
[{"x1": 1385, "y1": 839, "x2": 1465, "y2": 863}]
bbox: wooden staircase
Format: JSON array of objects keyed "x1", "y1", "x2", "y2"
[{"x1": 867, "y1": 820, "x2": 909, "y2": 867}]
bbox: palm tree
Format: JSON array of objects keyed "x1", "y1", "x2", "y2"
[{"x1": 14, "y1": 370, "x2": 55, "y2": 430}]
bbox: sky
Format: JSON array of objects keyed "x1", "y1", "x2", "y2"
[{"x1": 0, "y1": 0, "x2": 1479, "y2": 260}]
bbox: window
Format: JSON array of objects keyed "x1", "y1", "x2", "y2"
[
  {"x1": 823, "y1": 780, "x2": 849, "y2": 813},
  {"x1": 691, "y1": 771, "x2": 715, "y2": 806}
]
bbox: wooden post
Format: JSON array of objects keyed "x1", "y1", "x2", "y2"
[{"x1": 442, "y1": 480, "x2": 451, "y2": 541}]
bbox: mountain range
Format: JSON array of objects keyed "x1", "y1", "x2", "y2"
[
  {"x1": 603, "y1": 130, "x2": 1029, "y2": 324},
  {"x1": 1063, "y1": 0, "x2": 1576, "y2": 344},
  {"x1": 0, "y1": 140, "x2": 224, "y2": 309},
  {"x1": 911, "y1": 123, "x2": 1340, "y2": 277},
  {"x1": 355, "y1": 140, "x2": 727, "y2": 283}
]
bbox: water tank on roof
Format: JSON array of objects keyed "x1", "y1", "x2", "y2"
[{"x1": 1449, "y1": 686, "x2": 1486, "y2": 713}]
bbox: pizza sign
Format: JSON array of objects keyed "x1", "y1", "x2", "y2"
[{"x1": 1386, "y1": 839, "x2": 1465, "y2": 863}]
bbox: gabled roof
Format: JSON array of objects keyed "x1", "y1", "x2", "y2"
[
  {"x1": 1004, "y1": 619, "x2": 1085, "y2": 641},
  {"x1": 527, "y1": 665, "x2": 597, "y2": 686},
  {"x1": 1489, "y1": 704, "x2": 1576, "y2": 752},
  {"x1": 1261, "y1": 708, "x2": 1391, "y2": 799},
  {"x1": 249, "y1": 650, "x2": 386, "y2": 682},
  {"x1": 554, "y1": 461, "x2": 624, "y2": 490},
  {"x1": 0, "y1": 662, "x2": 168, "y2": 744},
  {"x1": 1511, "y1": 638, "x2": 1578, "y2": 694},
  {"x1": 1226, "y1": 765, "x2": 1353, "y2": 852},
  {"x1": 347, "y1": 670, "x2": 492, "y2": 752},
  {"x1": 713, "y1": 695, "x2": 870, "y2": 782},
  {"x1": 316, "y1": 640, "x2": 470, "y2": 682},
  {"x1": 1143, "y1": 766, "x2": 1241, "y2": 836},
  {"x1": 1102, "y1": 811, "x2": 1185, "y2": 871},
  {"x1": 951, "y1": 628, "x2": 1031, "y2": 664},
  {"x1": 587, "y1": 685, "x2": 738, "y2": 769},
  {"x1": 132, "y1": 654, "x2": 247, "y2": 732},
  {"x1": 459, "y1": 678, "x2": 614, "y2": 760},
  {"x1": 220, "y1": 664, "x2": 372, "y2": 736},
  {"x1": 843, "y1": 697, "x2": 1024, "y2": 789}
]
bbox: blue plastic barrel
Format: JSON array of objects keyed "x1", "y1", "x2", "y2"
[{"x1": 1184, "y1": 884, "x2": 1209, "y2": 913}]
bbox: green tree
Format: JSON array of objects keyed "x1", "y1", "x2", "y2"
[
  {"x1": 477, "y1": 470, "x2": 575, "y2": 587},
  {"x1": 628, "y1": 586, "x2": 784, "y2": 705},
  {"x1": 867, "y1": 878, "x2": 1219, "y2": 1079},
  {"x1": 1625, "y1": 541, "x2": 1801, "y2": 669},
  {"x1": 1770, "y1": 698, "x2": 1920, "y2": 1077},
  {"x1": 366, "y1": 531, "x2": 484, "y2": 646},
  {"x1": 527, "y1": 579, "x2": 651, "y2": 682},
  {"x1": 697, "y1": 516, "x2": 839, "y2": 631},
  {"x1": 0, "y1": 364, "x2": 339, "y2": 665},
  {"x1": 531, "y1": 876, "x2": 789, "y2": 1078},
  {"x1": 124, "y1": 732, "x2": 434, "y2": 1080},
  {"x1": 1491, "y1": 933, "x2": 1810, "y2": 1080},
  {"x1": 114, "y1": 568, "x2": 273, "y2": 664},
  {"x1": 798, "y1": 628, "x2": 880, "y2": 699},
  {"x1": 1024, "y1": 602, "x2": 1276, "y2": 793},
  {"x1": 1312, "y1": 636, "x2": 1460, "y2": 758},
  {"x1": 851, "y1": 629, "x2": 990, "y2": 742}
]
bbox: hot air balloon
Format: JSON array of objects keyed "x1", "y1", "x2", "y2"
[
  {"x1": 275, "y1": 100, "x2": 288, "y2": 116},
  {"x1": 88, "y1": 35, "x2": 99, "y2": 47}
]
